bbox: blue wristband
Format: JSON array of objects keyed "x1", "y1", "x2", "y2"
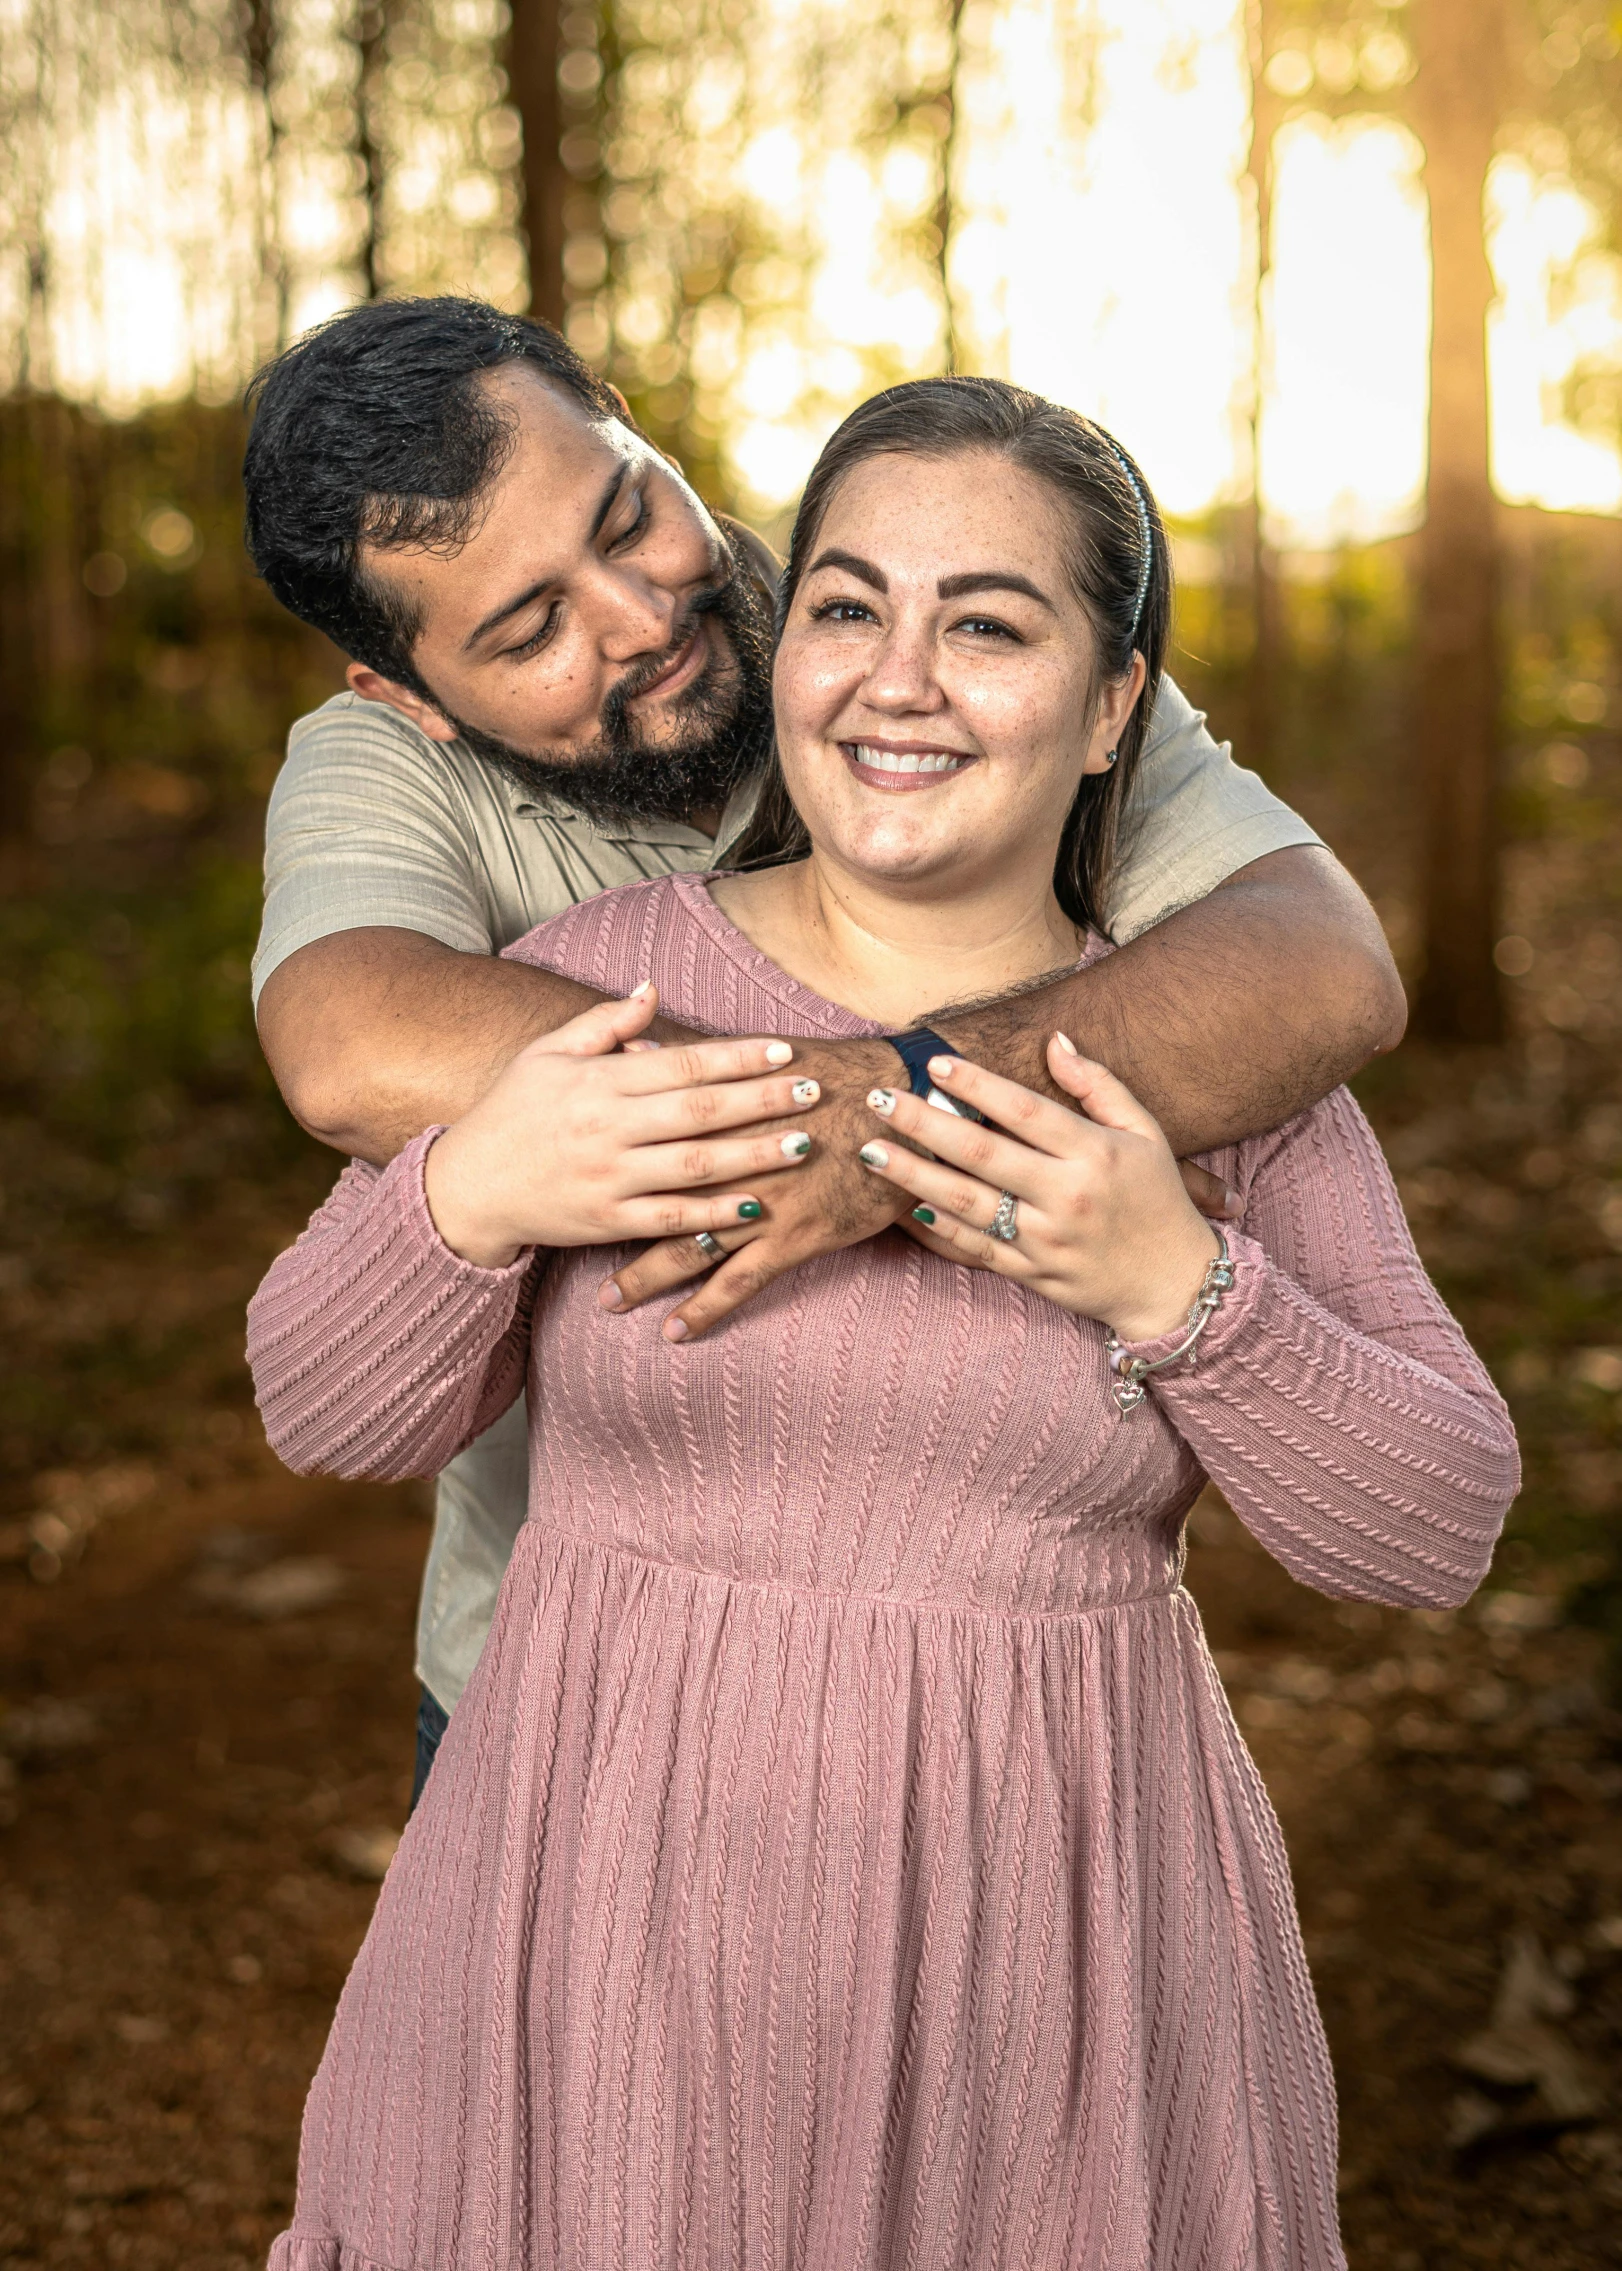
[{"x1": 886, "y1": 1027, "x2": 986, "y2": 1123}]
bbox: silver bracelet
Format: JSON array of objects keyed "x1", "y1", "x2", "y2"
[{"x1": 1106, "y1": 1233, "x2": 1236, "y2": 1413}]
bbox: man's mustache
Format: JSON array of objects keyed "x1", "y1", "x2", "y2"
[{"x1": 601, "y1": 582, "x2": 731, "y2": 727}]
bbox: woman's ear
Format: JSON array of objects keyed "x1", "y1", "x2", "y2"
[{"x1": 1080, "y1": 650, "x2": 1148, "y2": 775}]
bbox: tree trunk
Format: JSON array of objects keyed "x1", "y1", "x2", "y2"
[
  {"x1": 509, "y1": 0, "x2": 566, "y2": 327},
  {"x1": 1243, "y1": 0, "x2": 1283, "y2": 778},
  {"x1": 1410, "y1": 0, "x2": 1505, "y2": 1042},
  {"x1": 355, "y1": 1, "x2": 391, "y2": 302},
  {"x1": 242, "y1": 0, "x2": 287, "y2": 344}
]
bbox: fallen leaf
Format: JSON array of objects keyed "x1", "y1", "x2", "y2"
[
  {"x1": 327, "y1": 1825, "x2": 400, "y2": 1881},
  {"x1": 213, "y1": 1556, "x2": 347, "y2": 1620},
  {"x1": 1451, "y1": 1932, "x2": 1602, "y2": 2140}
]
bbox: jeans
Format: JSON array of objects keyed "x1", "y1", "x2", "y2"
[{"x1": 409, "y1": 1685, "x2": 451, "y2": 1814}]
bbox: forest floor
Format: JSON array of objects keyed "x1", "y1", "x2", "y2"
[{"x1": 0, "y1": 724, "x2": 1619, "y2": 2269}]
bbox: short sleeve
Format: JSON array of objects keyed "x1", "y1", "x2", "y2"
[
  {"x1": 1102, "y1": 675, "x2": 1322, "y2": 944},
  {"x1": 252, "y1": 695, "x2": 498, "y2": 1004}
]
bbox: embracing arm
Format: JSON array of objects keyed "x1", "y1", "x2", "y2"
[
  {"x1": 259, "y1": 926, "x2": 631, "y2": 1164},
  {"x1": 932, "y1": 844, "x2": 1405, "y2": 1156}
]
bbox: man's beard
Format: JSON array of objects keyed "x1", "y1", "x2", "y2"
[{"x1": 431, "y1": 551, "x2": 774, "y2": 830}]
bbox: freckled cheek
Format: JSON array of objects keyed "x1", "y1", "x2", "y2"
[
  {"x1": 950, "y1": 671, "x2": 1076, "y2": 771},
  {"x1": 773, "y1": 645, "x2": 863, "y2": 745}
]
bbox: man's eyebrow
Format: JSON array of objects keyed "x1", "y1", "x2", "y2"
[
  {"x1": 463, "y1": 461, "x2": 631, "y2": 653},
  {"x1": 805, "y1": 547, "x2": 886, "y2": 591},
  {"x1": 936, "y1": 569, "x2": 1056, "y2": 609}
]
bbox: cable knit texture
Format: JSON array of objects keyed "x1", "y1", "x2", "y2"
[{"x1": 248, "y1": 872, "x2": 1518, "y2": 2271}]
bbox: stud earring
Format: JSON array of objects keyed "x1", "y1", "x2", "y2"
[{"x1": 1104, "y1": 748, "x2": 1120, "y2": 767}]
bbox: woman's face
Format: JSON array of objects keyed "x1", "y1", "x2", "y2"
[{"x1": 771, "y1": 448, "x2": 1142, "y2": 905}]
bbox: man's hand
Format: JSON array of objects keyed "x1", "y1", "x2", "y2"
[
  {"x1": 599, "y1": 1034, "x2": 906, "y2": 1338},
  {"x1": 600, "y1": 1042, "x2": 1241, "y2": 1340}
]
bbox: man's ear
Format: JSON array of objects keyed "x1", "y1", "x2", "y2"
[{"x1": 345, "y1": 661, "x2": 460, "y2": 744}]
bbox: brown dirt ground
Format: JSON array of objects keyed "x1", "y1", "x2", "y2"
[{"x1": 1, "y1": 1192, "x2": 1620, "y2": 2271}]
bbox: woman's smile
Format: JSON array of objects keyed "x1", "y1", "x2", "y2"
[{"x1": 841, "y1": 738, "x2": 978, "y2": 791}]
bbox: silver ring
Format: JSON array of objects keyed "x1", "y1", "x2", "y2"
[
  {"x1": 694, "y1": 1231, "x2": 725, "y2": 1263},
  {"x1": 988, "y1": 1190, "x2": 1019, "y2": 1243}
]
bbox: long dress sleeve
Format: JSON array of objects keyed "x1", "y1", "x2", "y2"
[
  {"x1": 1126, "y1": 1087, "x2": 1519, "y2": 1607},
  {"x1": 247, "y1": 1129, "x2": 540, "y2": 1482}
]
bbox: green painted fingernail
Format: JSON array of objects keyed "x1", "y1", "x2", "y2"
[
  {"x1": 912, "y1": 1205, "x2": 936, "y2": 1226},
  {"x1": 737, "y1": 1199, "x2": 763, "y2": 1220}
]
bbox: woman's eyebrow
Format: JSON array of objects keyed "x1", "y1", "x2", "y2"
[
  {"x1": 936, "y1": 569, "x2": 1055, "y2": 610},
  {"x1": 806, "y1": 547, "x2": 886, "y2": 591}
]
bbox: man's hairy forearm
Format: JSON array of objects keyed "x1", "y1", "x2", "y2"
[
  {"x1": 259, "y1": 845, "x2": 1403, "y2": 1173},
  {"x1": 932, "y1": 846, "x2": 1405, "y2": 1157},
  {"x1": 257, "y1": 928, "x2": 701, "y2": 1163}
]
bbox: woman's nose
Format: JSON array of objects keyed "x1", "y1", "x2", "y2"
[{"x1": 861, "y1": 621, "x2": 947, "y2": 714}]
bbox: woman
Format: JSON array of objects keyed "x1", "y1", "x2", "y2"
[{"x1": 250, "y1": 378, "x2": 1518, "y2": 2271}]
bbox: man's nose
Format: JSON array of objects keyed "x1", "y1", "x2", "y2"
[
  {"x1": 860, "y1": 617, "x2": 947, "y2": 714},
  {"x1": 587, "y1": 559, "x2": 682, "y2": 661}
]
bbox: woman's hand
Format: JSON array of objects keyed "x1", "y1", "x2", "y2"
[
  {"x1": 424, "y1": 985, "x2": 821, "y2": 1268},
  {"x1": 857, "y1": 1035, "x2": 1221, "y2": 1342}
]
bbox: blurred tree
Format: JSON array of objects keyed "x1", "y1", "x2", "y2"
[
  {"x1": 1251, "y1": 0, "x2": 1622, "y2": 1040},
  {"x1": 579, "y1": 0, "x2": 951, "y2": 515},
  {"x1": 1409, "y1": 0, "x2": 1508, "y2": 1042},
  {"x1": 508, "y1": 0, "x2": 567, "y2": 325}
]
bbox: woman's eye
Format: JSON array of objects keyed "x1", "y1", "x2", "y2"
[
  {"x1": 809, "y1": 597, "x2": 878, "y2": 625},
  {"x1": 955, "y1": 614, "x2": 1019, "y2": 642},
  {"x1": 507, "y1": 602, "x2": 562, "y2": 661}
]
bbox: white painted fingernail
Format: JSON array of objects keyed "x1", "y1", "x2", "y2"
[
  {"x1": 792, "y1": 1079, "x2": 820, "y2": 1105},
  {"x1": 927, "y1": 1056, "x2": 955, "y2": 1080},
  {"x1": 859, "y1": 1142, "x2": 889, "y2": 1168},
  {"x1": 1054, "y1": 1031, "x2": 1078, "y2": 1056},
  {"x1": 765, "y1": 1041, "x2": 794, "y2": 1065},
  {"x1": 781, "y1": 1132, "x2": 811, "y2": 1159},
  {"x1": 866, "y1": 1088, "x2": 895, "y2": 1115},
  {"x1": 632, "y1": 979, "x2": 656, "y2": 1000}
]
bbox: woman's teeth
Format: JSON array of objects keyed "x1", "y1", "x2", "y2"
[{"x1": 850, "y1": 746, "x2": 968, "y2": 775}]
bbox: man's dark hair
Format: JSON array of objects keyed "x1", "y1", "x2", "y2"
[{"x1": 242, "y1": 296, "x2": 626, "y2": 688}]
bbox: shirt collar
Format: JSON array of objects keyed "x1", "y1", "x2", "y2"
[{"x1": 493, "y1": 756, "x2": 764, "y2": 858}]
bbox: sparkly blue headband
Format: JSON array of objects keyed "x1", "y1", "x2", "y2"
[{"x1": 1096, "y1": 431, "x2": 1153, "y2": 644}]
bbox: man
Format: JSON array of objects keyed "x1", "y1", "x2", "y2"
[{"x1": 243, "y1": 296, "x2": 1405, "y2": 1796}]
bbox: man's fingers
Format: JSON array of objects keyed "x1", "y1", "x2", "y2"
[
  {"x1": 659, "y1": 1245, "x2": 786, "y2": 1341},
  {"x1": 615, "y1": 1194, "x2": 767, "y2": 1242},
  {"x1": 1178, "y1": 1158, "x2": 1243, "y2": 1220},
  {"x1": 600, "y1": 1234, "x2": 727, "y2": 1310}
]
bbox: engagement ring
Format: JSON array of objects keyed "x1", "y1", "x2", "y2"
[{"x1": 989, "y1": 1190, "x2": 1019, "y2": 1243}]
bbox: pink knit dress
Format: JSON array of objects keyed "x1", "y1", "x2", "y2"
[{"x1": 248, "y1": 873, "x2": 1518, "y2": 2271}]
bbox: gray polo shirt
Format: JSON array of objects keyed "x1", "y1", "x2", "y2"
[{"x1": 254, "y1": 678, "x2": 1320, "y2": 1709}]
